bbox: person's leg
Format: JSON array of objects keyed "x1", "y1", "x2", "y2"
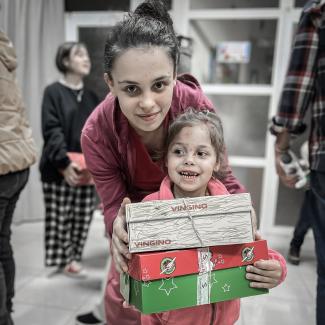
[
  {"x1": 43, "y1": 181, "x2": 73, "y2": 268},
  {"x1": 288, "y1": 190, "x2": 311, "y2": 264},
  {"x1": 0, "y1": 169, "x2": 29, "y2": 324},
  {"x1": 309, "y1": 172, "x2": 325, "y2": 325},
  {"x1": 71, "y1": 185, "x2": 96, "y2": 263}
]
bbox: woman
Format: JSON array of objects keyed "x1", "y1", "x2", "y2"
[
  {"x1": 81, "y1": 0, "x2": 285, "y2": 324},
  {"x1": 40, "y1": 42, "x2": 99, "y2": 277}
]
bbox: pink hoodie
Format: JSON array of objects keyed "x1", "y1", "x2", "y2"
[{"x1": 140, "y1": 176, "x2": 287, "y2": 325}]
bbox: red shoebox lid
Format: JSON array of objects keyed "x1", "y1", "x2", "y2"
[{"x1": 128, "y1": 239, "x2": 268, "y2": 281}]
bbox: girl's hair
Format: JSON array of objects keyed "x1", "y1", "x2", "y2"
[
  {"x1": 55, "y1": 41, "x2": 87, "y2": 74},
  {"x1": 166, "y1": 108, "x2": 227, "y2": 179},
  {"x1": 104, "y1": 0, "x2": 179, "y2": 78}
]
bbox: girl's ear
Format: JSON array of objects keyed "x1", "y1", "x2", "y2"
[
  {"x1": 104, "y1": 73, "x2": 116, "y2": 96},
  {"x1": 213, "y1": 161, "x2": 220, "y2": 173}
]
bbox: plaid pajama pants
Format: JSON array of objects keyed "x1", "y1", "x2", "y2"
[{"x1": 42, "y1": 181, "x2": 96, "y2": 267}]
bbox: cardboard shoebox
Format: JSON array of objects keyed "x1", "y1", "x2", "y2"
[
  {"x1": 121, "y1": 240, "x2": 269, "y2": 314},
  {"x1": 121, "y1": 266, "x2": 268, "y2": 315},
  {"x1": 128, "y1": 240, "x2": 268, "y2": 281},
  {"x1": 126, "y1": 193, "x2": 254, "y2": 253}
]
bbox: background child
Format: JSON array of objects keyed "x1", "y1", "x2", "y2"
[
  {"x1": 40, "y1": 42, "x2": 99, "y2": 277},
  {"x1": 140, "y1": 109, "x2": 287, "y2": 325}
]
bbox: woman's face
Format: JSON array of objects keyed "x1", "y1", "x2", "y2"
[
  {"x1": 106, "y1": 47, "x2": 176, "y2": 134},
  {"x1": 65, "y1": 45, "x2": 91, "y2": 77}
]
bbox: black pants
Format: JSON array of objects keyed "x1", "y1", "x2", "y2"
[
  {"x1": 309, "y1": 171, "x2": 325, "y2": 325},
  {"x1": 290, "y1": 190, "x2": 311, "y2": 249},
  {"x1": 42, "y1": 181, "x2": 96, "y2": 267},
  {"x1": 0, "y1": 168, "x2": 29, "y2": 325}
]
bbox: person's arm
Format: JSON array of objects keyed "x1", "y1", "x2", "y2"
[
  {"x1": 41, "y1": 86, "x2": 70, "y2": 170},
  {"x1": 82, "y1": 127, "x2": 132, "y2": 273},
  {"x1": 41, "y1": 86, "x2": 81, "y2": 185},
  {"x1": 81, "y1": 129, "x2": 127, "y2": 236},
  {"x1": 271, "y1": 9, "x2": 318, "y2": 186}
]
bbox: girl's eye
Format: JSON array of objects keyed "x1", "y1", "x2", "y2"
[
  {"x1": 197, "y1": 151, "x2": 208, "y2": 157},
  {"x1": 172, "y1": 148, "x2": 184, "y2": 155}
]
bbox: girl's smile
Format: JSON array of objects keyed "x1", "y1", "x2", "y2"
[{"x1": 166, "y1": 124, "x2": 220, "y2": 198}]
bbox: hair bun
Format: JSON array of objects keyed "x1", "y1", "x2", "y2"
[{"x1": 134, "y1": 0, "x2": 173, "y2": 28}]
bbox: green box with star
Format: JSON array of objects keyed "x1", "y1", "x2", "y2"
[{"x1": 121, "y1": 265, "x2": 268, "y2": 314}]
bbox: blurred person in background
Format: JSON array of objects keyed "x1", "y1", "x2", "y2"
[
  {"x1": 271, "y1": 1, "x2": 325, "y2": 323},
  {"x1": 0, "y1": 30, "x2": 37, "y2": 325},
  {"x1": 39, "y1": 42, "x2": 99, "y2": 278}
]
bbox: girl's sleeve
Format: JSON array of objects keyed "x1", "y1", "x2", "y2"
[
  {"x1": 268, "y1": 248, "x2": 287, "y2": 283},
  {"x1": 81, "y1": 128, "x2": 127, "y2": 237}
]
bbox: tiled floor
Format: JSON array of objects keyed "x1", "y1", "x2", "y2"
[{"x1": 10, "y1": 216, "x2": 317, "y2": 325}]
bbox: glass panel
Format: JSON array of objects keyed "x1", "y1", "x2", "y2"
[
  {"x1": 295, "y1": 0, "x2": 308, "y2": 7},
  {"x1": 208, "y1": 95, "x2": 269, "y2": 157},
  {"x1": 65, "y1": 0, "x2": 130, "y2": 11},
  {"x1": 275, "y1": 185, "x2": 306, "y2": 227},
  {"x1": 232, "y1": 167, "x2": 263, "y2": 226},
  {"x1": 189, "y1": 19, "x2": 276, "y2": 84},
  {"x1": 190, "y1": 0, "x2": 279, "y2": 9},
  {"x1": 79, "y1": 27, "x2": 111, "y2": 101}
]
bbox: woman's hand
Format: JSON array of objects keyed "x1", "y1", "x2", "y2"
[
  {"x1": 245, "y1": 259, "x2": 283, "y2": 289},
  {"x1": 112, "y1": 197, "x2": 132, "y2": 273},
  {"x1": 61, "y1": 162, "x2": 82, "y2": 186}
]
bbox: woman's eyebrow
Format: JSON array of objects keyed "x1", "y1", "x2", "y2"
[{"x1": 118, "y1": 80, "x2": 139, "y2": 85}]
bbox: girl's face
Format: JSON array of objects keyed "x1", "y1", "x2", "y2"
[
  {"x1": 166, "y1": 124, "x2": 219, "y2": 198},
  {"x1": 65, "y1": 45, "x2": 91, "y2": 77},
  {"x1": 106, "y1": 47, "x2": 176, "y2": 135}
]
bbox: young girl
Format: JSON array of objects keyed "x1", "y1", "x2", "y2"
[
  {"x1": 139, "y1": 109, "x2": 286, "y2": 325},
  {"x1": 40, "y1": 42, "x2": 99, "y2": 277},
  {"x1": 81, "y1": 0, "x2": 262, "y2": 323}
]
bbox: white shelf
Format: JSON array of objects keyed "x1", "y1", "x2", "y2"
[
  {"x1": 202, "y1": 84, "x2": 273, "y2": 96},
  {"x1": 228, "y1": 156, "x2": 266, "y2": 168},
  {"x1": 188, "y1": 8, "x2": 281, "y2": 20}
]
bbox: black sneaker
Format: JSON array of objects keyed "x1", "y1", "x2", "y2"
[
  {"x1": 288, "y1": 246, "x2": 301, "y2": 265},
  {"x1": 76, "y1": 312, "x2": 104, "y2": 325}
]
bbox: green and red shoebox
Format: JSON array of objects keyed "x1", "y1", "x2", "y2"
[{"x1": 121, "y1": 240, "x2": 269, "y2": 314}]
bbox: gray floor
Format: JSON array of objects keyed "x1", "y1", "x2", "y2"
[{"x1": 10, "y1": 216, "x2": 317, "y2": 325}]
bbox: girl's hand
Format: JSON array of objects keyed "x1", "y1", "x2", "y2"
[
  {"x1": 246, "y1": 259, "x2": 282, "y2": 289},
  {"x1": 112, "y1": 198, "x2": 132, "y2": 273}
]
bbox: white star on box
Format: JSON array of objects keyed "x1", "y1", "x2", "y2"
[
  {"x1": 158, "y1": 278, "x2": 178, "y2": 296},
  {"x1": 222, "y1": 283, "x2": 231, "y2": 292}
]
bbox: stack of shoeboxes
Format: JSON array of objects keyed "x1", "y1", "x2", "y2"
[{"x1": 120, "y1": 193, "x2": 269, "y2": 314}]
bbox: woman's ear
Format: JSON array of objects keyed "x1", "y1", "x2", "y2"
[
  {"x1": 173, "y1": 71, "x2": 177, "y2": 86},
  {"x1": 104, "y1": 73, "x2": 116, "y2": 96}
]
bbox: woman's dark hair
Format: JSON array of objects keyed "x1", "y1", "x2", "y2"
[
  {"x1": 55, "y1": 41, "x2": 86, "y2": 74},
  {"x1": 104, "y1": 0, "x2": 179, "y2": 78},
  {"x1": 166, "y1": 108, "x2": 227, "y2": 179}
]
